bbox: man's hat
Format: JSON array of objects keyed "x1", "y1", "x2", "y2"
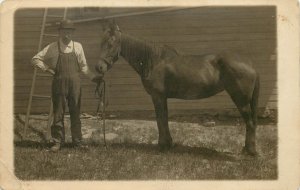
[{"x1": 59, "y1": 19, "x2": 75, "y2": 30}]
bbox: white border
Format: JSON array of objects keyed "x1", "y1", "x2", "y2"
[{"x1": 1, "y1": 0, "x2": 299, "y2": 190}]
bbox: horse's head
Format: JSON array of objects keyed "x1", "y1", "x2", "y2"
[{"x1": 95, "y1": 20, "x2": 121, "y2": 74}]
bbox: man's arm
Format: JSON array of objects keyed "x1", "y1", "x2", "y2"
[
  {"x1": 76, "y1": 43, "x2": 99, "y2": 81},
  {"x1": 31, "y1": 43, "x2": 55, "y2": 75}
]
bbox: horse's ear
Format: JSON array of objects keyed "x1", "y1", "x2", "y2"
[
  {"x1": 102, "y1": 19, "x2": 119, "y2": 35},
  {"x1": 101, "y1": 20, "x2": 110, "y2": 32},
  {"x1": 112, "y1": 18, "x2": 116, "y2": 24},
  {"x1": 101, "y1": 20, "x2": 115, "y2": 37},
  {"x1": 108, "y1": 19, "x2": 116, "y2": 30}
]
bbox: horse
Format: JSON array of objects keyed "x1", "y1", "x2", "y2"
[{"x1": 96, "y1": 21, "x2": 260, "y2": 156}]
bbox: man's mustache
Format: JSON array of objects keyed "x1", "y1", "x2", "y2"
[{"x1": 63, "y1": 35, "x2": 72, "y2": 39}]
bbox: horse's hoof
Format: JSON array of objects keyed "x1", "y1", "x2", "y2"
[
  {"x1": 242, "y1": 147, "x2": 258, "y2": 157},
  {"x1": 158, "y1": 143, "x2": 172, "y2": 152}
]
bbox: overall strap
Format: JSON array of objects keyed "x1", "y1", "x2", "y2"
[
  {"x1": 72, "y1": 41, "x2": 75, "y2": 53},
  {"x1": 57, "y1": 40, "x2": 62, "y2": 53},
  {"x1": 72, "y1": 41, "x2": 81, "y2": 71}
]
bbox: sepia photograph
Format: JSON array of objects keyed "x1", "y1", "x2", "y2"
[{"x1": 1, "y1": 0, "x2": 300, "y2": 190}]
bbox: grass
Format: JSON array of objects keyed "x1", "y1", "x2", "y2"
[{"x1": 14, "y1": 112, "x2": 277, "y2": 180}]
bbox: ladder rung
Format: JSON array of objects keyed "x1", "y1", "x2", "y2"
[
  {"x1": 32, "y1": 94, "x2": 51, "y2": 99},
  {"x1": 29, "y1": 115, "x2": 49, "y2": 121},
  {"x1": 36, "y1": 73, "x2": 53, "y2": 77},
  {"x1": 44, "y1": 33, "x2": 58, "y2": 37},
  {"x1": 47, "y1": 14, "x2": 64, "y2": 18},
  {"x1": 45, "y1": 22, "x2": 60, "y2": 27}
]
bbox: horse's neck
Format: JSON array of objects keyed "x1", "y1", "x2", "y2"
[{"x1": 120, "y1": 35, "x2": 159, "y2": 76}]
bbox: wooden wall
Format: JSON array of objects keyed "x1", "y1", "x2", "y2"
[{"x1": 14, "y1": 7, "x2": 277, "y2": 113}]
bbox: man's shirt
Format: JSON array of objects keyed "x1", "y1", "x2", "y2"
[{"x1": 31, "y1": 39, "x2": 95, "y2": 79}]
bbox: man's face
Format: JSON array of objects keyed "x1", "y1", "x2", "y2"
[{"x1": 59, "y1": 28, "x2": 75, "y2": 44}]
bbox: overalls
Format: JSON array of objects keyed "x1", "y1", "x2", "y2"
[{"x1": 51, "y1": 41, "x2": 82, "y2": 144}]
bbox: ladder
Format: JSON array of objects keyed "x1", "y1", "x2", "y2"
[{"x1": 24, "y1": 8, "x2": 68, "y2": 139}]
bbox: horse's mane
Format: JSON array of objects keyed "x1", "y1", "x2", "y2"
[
  {"x1": 120, "y1": 34, "x2": 162, "y2": 63},
  {"x1": 120, "y1": 34, "x2": 179, "y2": 78}
]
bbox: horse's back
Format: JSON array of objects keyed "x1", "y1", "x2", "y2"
[
  {"x1": 149, "y1": 51, "x2": 257, "y2": 100},
  {"x1": 157, "y1": 54, "x2": 224, "y2": 99}
]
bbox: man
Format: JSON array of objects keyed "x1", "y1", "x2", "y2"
[{"x1": 31, "y1": 19, "x2": 102, "y2": 152}]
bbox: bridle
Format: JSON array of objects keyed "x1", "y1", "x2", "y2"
[
  {"x1": 99, "y1": 28, "x2": 122, "y2": 70},
  {"x1": 94, "y1": 27, "x2": 121, "y2": 149},
  {"x1": 98, "y1": 57, "x2": 114, "y2": 70}
]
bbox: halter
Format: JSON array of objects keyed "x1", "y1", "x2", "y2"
[
  {"x1": 99, "y1": 50, "x2": 120, "y2": 70},
  {"x1": 99, "y1": 57, "x2": 113, "y2": 70},
  {"x1": 99, "y1": 28, "x2": 122, "y2": 70}
]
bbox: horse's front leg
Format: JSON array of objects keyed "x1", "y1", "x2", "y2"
[{"x1": 151, "y1": 93, "x2": 173, "y2": 151}]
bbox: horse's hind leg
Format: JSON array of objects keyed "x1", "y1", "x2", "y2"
[
  {"x1": 236, "y1": 103, "x2": 257, "y2": 156},
  {"x1": 226, "y1": 89, "x2": 257, "y2": 156},
  {"x1": 251, "y1": 75, "x2": 260, "y2": 127}
]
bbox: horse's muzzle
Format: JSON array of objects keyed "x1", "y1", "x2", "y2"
[{"x1": 95, "y1": 61, "x2": 108, "y2": 74}]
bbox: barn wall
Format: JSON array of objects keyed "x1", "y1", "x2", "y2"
[{"x1": 14, "y1": 7, "x2": 277, "y2": 113}]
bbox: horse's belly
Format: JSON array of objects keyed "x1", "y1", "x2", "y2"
[{"x1": 166, "y1": 80, "x2": 224, "y2": 99}]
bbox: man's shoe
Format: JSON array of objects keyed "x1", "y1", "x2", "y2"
[{"x1": 50, "y1": 143, "x2": 61, "y2": 152}]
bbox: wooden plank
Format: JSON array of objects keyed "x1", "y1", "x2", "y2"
[
  {"x1": 117, "y1": 16, "x2": 276, "y2": 26},
  {"x1": 14, "y1": 32, "x2": 275, "y2": 48},
  {"x1": 15, "y1": 96, "x2": 277, "y2": 111},
  {"x1": 140, "y1": 34, "x2": 275, "y2": 44},
  {"x1": 14, "y1": 38, "x2": 102, "y2": 48},
  {"x1": 15, "y1": 9, "x2": 45, "y2": 17},
  {"x1": 15, "y1": 98, "x2": 221, "y2": 108},
  {"x1": 13, "y1": 44, "x2": 275, "y2": 57},
  {"x1": 15, "y1": 83, "x2": 277, "y2": 100},
  {"x1": 14, "y1": 17, "x2": 275, "y2": 32},
  {"x1": 14, "y1": 98, "x2": 278, "y2": 113},
  {"x1": 154, "y1": 6, "x2": 275, "y2": 16},
  {"x1": 14, "y1": 67, "x2": 276, "y2": 82},
  {"x1": 14, "y1": 75, "x2": 277, "y2": 87},
  {"x1": 15, "y1": 97, "x2": 278, "y2": 113},
  {"x1": 14, "y1": 25, "x2": 42, "y2": 32},
  {"x1": 13, "y1": 59, "x2": 277, "y2": 73},
  {"x1": 14, "y1": 67, "x2": 277, "y2": 81},
  {"x1": 14, "y1": 49, "x2": 276, "y2": 63},
  {"x1": 15, "y1": 25, "x2": 276, "y2": 40},
  {"x1": 14, "y1": 93, "x2": 275, "y2": 109},
  {"x1": 14, "y1": 7, "x2": 275, "y2": 18},
  {"x1": 149, "y1": 14, "x2": 275, "y2": 23},
  {"x1": 14, "y1": 57, "x2": 277, "y2": 68},
  {"x1": 118, "y1": 18, "x2": 275, "y2": 29},
  {"x1": 125, "y1": 27, "x2": 276, "y2": 36},
  {"x1": 14, "y1": 88, "x2": 277, "y2": 100}
]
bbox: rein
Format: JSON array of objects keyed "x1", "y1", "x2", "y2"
[
  {"x1": 99, "y1": 57, "x2": 111, "y2": 68},
  {"x1": 98, "y1": 53, "x2": 119, "y2": 70},
  {"x1": 95, "y1": 79, "x2": 107, "y2": 149}
]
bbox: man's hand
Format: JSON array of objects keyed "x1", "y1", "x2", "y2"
[
  {"x1": 46, "y1": 68, "x2": 55, "y2": 75},
  {"x1": 92, "y1": 74, "x2": 104, "y2": 84}
]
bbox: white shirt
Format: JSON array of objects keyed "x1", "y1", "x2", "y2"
[{"x1": 31, "y1": 39, "x2": 95, "y2": 79}]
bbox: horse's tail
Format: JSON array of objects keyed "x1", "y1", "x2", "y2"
[{"x1": 251, "y1": 73, "x2": 260, "y2": 126}]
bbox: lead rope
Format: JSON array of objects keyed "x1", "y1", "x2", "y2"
[{"x1": 95, "y1": 80, "x2": 107, "y2": 149}]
